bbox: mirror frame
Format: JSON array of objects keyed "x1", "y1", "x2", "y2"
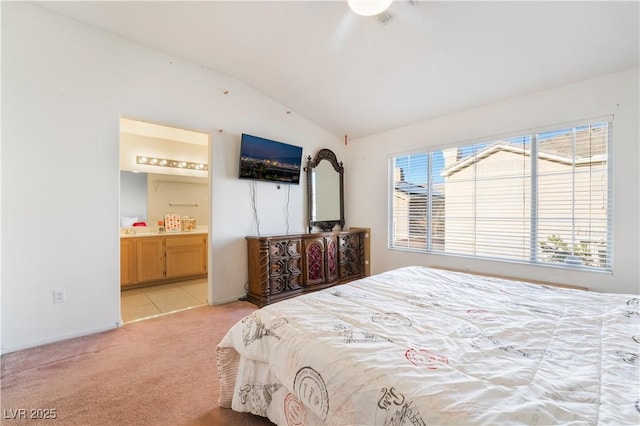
[{"x1": 306, "y1": 149, "x2": 345, "y2": 232}]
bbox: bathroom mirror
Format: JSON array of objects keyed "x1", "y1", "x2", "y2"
[{"x1": 306, "y1": 149, "x2": 344, "y2": 232}]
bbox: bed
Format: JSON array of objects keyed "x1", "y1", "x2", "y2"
[{"x1": 216, "y1": 266, "x2": 639, "y2": 425}]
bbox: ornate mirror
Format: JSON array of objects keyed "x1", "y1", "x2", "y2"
[{"x1": 306, "y1": 149, "x2": 344, "y2": 232}]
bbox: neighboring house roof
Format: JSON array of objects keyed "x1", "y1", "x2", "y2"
[
  {"x1": 442, "y1": 127, "x2": 607, "y2": 178},
  {"x1": 538, "y1": 126, "x2": 607, "y2": 158},
  {"x1": 395, "y1": 182, "x2": 444, "y2": 198}
]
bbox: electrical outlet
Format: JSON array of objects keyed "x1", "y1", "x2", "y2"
[{"x1": 53, "y1": 289, "x2": 66, "y2": 304}]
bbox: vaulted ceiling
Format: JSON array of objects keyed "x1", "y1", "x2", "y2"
[{"x1": 36, "y1": 1, "x2": 639, "y2": 139}]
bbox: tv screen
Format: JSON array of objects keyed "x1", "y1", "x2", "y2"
[{"x1": 238, "y1": 133, "x2": 303, "y2": 185}]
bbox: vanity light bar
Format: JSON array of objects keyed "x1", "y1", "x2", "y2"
[{"x1": 136, "y1": 156, "x2": 208, "y2": 171}]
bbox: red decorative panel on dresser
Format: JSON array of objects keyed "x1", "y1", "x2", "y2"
[
  {"x1": 326, "y1": 236, "x2": 338, "y2": 283},
  {"x1": 305, "y1": 238, "x2": 325, "y2": 285}
]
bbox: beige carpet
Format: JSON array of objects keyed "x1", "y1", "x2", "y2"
[{"x1": 1, "y1": 301, "x2": 274, "y2": 425}]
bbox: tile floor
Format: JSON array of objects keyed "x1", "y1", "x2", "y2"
[{"x1": 121, "y1": 278, "x2": 208, "y2": 323}]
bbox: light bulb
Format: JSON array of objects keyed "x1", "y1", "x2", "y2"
[{"x1": 348, "y1": 0, "x2": 393, "y2": 16}]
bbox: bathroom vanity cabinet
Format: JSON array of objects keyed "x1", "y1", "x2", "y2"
[
  {"x1": 165, "y1": 234, "x2": 208, "y2": 279},
  {"x1": 120, "y1": 232, "x2": 208, "y2": 288},
  {"x1": 120, "y1": 238, "x2": 136, "y2": 286}
]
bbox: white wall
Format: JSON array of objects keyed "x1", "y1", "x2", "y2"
[
  {"x1": 1, "y1": 3, "x2": 343, "y2": 353},
  {"x1": 346, "y1": 68, "x2": 640, "y2": 295},
  {"x1": 146, "y1": 173, "x2": 209, "y2": 227}
]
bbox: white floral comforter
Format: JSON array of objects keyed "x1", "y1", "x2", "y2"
[{"x1": 216, "y1": 266, "x2": 640, "y2": 425}]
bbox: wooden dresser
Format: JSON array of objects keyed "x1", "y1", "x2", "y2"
[{"x1": 246, "y1": 229, "x2": 368, "y2": 306}]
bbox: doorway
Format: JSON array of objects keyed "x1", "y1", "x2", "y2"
[{"x1": 119, "y1": 117, "x2": 211, "y2": 323}]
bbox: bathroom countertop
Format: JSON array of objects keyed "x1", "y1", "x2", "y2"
[{"x1": 120, "y1": 228, "x2": 208, "y2": 238}]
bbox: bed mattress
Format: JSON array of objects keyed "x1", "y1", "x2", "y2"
[{"x1": 217, "y1": 266, "x2": 639, "y2": 425}]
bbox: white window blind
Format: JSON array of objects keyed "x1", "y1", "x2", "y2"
[{"x1": 388, "y1": 119, "x2": 612, "y2": 271}]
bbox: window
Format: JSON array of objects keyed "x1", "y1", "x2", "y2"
[{"x1": 389, "y1": 119, "x2": 612, "y2": 271}]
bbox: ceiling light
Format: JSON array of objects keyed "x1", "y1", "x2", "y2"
[
  {"x1": 348, "y1": 0, "x2": 393, "y2": 16},
  {"x1": 136, "y1": 155, "x2": 208, "y2": 171}
]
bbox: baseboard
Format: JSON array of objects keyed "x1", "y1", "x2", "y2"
[
  {"x1": 0, "y1": 322, "x2": 120, "y2": 355},
  {"x1": 210, "y1": 294, "x2": 253, "y2": 306}
]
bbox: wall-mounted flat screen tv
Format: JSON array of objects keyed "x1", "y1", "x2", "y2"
[{"x1": 238, "y1": 133, "x2": 303, "y2": 185}]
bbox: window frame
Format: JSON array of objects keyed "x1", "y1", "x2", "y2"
[{"x1": 388, "y1": 116, "x2": 614, "y2": 273}]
